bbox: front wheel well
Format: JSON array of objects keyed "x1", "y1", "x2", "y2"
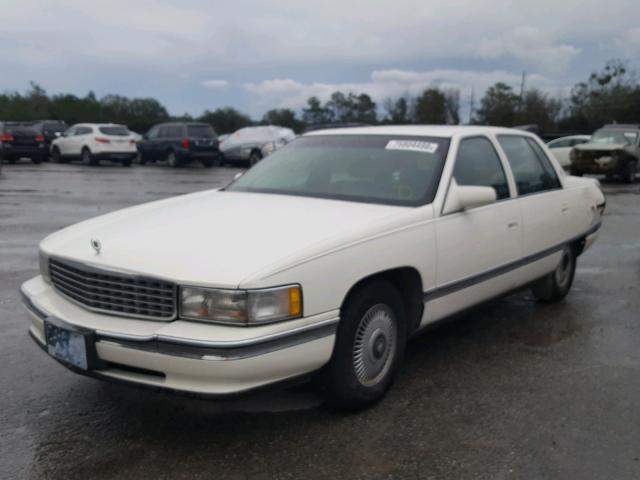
[{"x1": 341, "y1": 267, "x2": 424, "y2": 336}]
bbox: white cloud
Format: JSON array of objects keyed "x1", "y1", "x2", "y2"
[
  {"x1": 201, "y1": 79, "x2": 229, "y2": 89},
  {"x1": 476, "y1": 26, "x2": 581, "y2": 72},
  {"x1": 243, "y1": 68, "x2": 559, "y2": 113}
]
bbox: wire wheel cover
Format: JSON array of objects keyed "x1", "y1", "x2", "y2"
[{"x1": 352, "y1": 304, "x2": 397, "y2": 387}]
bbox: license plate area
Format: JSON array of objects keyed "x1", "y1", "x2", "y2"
[{"x1": 45, "y1": 321, "x2": 93, "y2": 370}]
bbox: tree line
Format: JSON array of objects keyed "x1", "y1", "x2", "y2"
[{"x1": 1, "y1": 61, "x2": 638, "y2": 135}]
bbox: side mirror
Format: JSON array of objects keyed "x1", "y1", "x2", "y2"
[{"x1": 443, "y1": 179, "x2": 497, "y2": 215}]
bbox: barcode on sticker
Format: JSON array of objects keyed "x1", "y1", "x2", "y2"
[{"x1": 386, "y1": 140, "x2": 438, "y2": 154}]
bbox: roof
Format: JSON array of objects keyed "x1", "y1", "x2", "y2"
[{"x1": 303, "y1": 125, "x2": 529, "y2": 138}]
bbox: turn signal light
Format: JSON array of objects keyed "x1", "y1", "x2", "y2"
[
  {"x1": 181, "y1": 137, "x2": 190, "y2": 149},
  {"x1": 0, "y1": 134, "x2": 14, "y2": 142},
  {"x1": 35, "y1": 135, "x2": 45, "y2": 143}
]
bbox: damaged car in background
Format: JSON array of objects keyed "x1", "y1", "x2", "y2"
[
  {"x1": 21, "y1": 126, "x2": 605, "y2": 411},
  {"x1": 570, "y1": 124, "x2": 640, "y2": 182},
  {"x1": 220, "y1": 125, "x2": 296, "y2": 166}
]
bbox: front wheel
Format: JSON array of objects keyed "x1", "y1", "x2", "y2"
[
  {"x1": 531, "y1": 245, "x2": 576, "y2": 303},
  {"x1": 248, "y1": 150, "x2": 262, "y2": 167},
  {"x1": 320, "y1": 280, "x2": 406, "y2": 411},
  {"x1": 622, "y1": 160, "x2": 637, "y2": 184}
]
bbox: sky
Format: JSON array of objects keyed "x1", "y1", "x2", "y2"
[{"x1": 1, "y1": 0, "x2": 639, "y2": 119}]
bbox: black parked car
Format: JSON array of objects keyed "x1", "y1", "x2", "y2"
[
  {"x1": 137, "y1": 123, "x2": 221, "y2": 167},
  {"x1": 0, "y1": 122, "x2": 47, "y2": 164},
  {"x1": 32, "y1": 120, "x2": 68, "y2": 158}
]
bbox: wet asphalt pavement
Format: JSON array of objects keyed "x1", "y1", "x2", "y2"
[{"x1": 1, "y1": 162, "x2": 639, "y2": 479}]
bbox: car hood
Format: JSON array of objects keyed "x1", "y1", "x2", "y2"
[{"x1": 41, "y1": 190, "x2": 406, "y2": 288}]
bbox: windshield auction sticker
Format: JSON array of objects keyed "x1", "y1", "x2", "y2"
[{"x1": 386, "y1": 140, "x2": 438, "y2": 154}]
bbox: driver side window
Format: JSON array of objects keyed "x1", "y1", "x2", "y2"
[{"x1": 453, "y1": 137, "x2": 510, "y2": 200}]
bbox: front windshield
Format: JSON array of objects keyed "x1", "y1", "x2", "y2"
[
  {"x1": 590, "y1": 129, "x2": 638, "y2": 145},
  {"x1": 226, "y1": 134, "x2": 450, "y2": 206}
]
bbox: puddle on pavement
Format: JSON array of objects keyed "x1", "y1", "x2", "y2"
[{"x1": 513, "y1": 315, "x2": 577, "y2": 347}]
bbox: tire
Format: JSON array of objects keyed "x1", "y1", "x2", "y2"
[
  {"x1": 32, "y1": 155, "x2": 42, "y2": 164},
  {"x1": 621, "y1": 159, "x2": 637, "y2": 184},
  {"x1": 7, "y1": 158, "x2": 17, "y2": 164},
  {"x1": 167, "y1": 150, "x2": 179, "y2": 168},
  {"x1": 569, "y1": 166, "x2": 582, "y2": 177},
  {"x1": 200, "y1": 157, "x2": 214, "y2": 168},
  {"x1": 531, "y1": 245, "x2": 577, "y2": 303},
  {"x1": 51, "y1": 148, "x2": 64, "y2": 163},
  {"x1": 82, "y1": 148, "x2": 97, "y2": 166},
  {"x1": 320, "y1": 280, "x2": 407, "y2": 411},
  {"x1": 121, "y1": 158, "x2": 133, "y2": 167},
  {"x1": 136, "y1": 152, "x2": 147, "y2": 165},
  {"x1": 248, "y1": 150, "x2": 262, "y2": 167}
]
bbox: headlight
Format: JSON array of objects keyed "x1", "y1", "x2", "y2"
[
  {"x1": 39, "y1": 250, "x2": 50, "y2": 283},
  {"x1": 179, "y1": 285, "x2": 302, "y2": 326}
]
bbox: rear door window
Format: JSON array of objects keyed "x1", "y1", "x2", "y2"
[
  {"x1": 453, "y1": 137, "x2": 510, "y2": 200},
  {"x1": 99, "y1": 126, "x2": 129, "y2": 136},
  {"x1": 187, "y1": 125, "x2": 215, "y2": 138},
  {"x1": 498, "y1": 136, "x2": 561, "y2": 196}
]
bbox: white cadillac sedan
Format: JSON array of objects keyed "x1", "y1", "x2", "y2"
[{"x1": 21, "y1": 126, "x2": 605, "y2": 410}]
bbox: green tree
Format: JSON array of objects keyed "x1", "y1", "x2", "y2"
[
  {"x1": 474, "y1": 82, "x2": 520, "y2": 126},
  {"x1": 302, "y1": 96, "x2": 333, "y2": 125},
  {"x1": 261, "y1": 108, "x2": 303, "y2": 132},
  {"x1": 383, "y1": 97, "x2": 411, "y2": 124},
  {"x1": 414, "y1": 88, "x2": 448, "y2": 124},
  {"x1": 198, "y1": 107, "x2": 253, "y2": 134}
]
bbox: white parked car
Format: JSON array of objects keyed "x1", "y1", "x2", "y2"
[
  {"x1": 547, "y1": 135, "x2": 590, "y2": 170},
  {"x1": 22, "y1": 126, "x2": 605, "y2": 410},
  {"x1": 51, "y1": 123, "x2": 138, "y2": 166}
]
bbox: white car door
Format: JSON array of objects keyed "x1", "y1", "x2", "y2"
[
  {"x1": 496, "y1": 135, "x2": 574, "y2": 280},
  {"x1": 71, "y1": 126, "x2": 92, "y2": 156},
  {"x1": 57, "y1": 127, "x2": 76, "y2": 156},
  {"x1": 429, "y1": 136, "x2": 522, "y2": 321}
]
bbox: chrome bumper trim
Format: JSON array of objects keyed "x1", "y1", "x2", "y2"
[{"x1": 21, "y1": 285, "x2": 338, "y2": 360}]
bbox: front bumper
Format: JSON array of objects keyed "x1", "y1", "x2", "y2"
[{"x1": 21, "y1": 276, "x2": 337, "y2": 396}]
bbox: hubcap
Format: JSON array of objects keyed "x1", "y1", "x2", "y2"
[
  {"x1": 353, "y1": 304, "x2": 397, "y2": 387},
  {"x1": 555, "y1": 247, "x2": 573, "y2": 289}
]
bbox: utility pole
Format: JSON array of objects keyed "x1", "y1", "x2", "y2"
[
  {"x1": 519, "y1": 71, "x2": 527, "y2": 113},
  {"x1": 468, "y1": 86, "x2": 475, "y2": 124}
]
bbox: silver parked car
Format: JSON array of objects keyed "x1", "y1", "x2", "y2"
[{"x1": 220, "y1": 126, "x2": 296, "y2": 166}]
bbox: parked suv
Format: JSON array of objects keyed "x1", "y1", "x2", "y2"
[
  {"x1": 51, "y1": 123, "x2": 137, "y2": 166},
  {"x1": 0, "y1": 122, "x2": 47, "y2": 164},
  {"x1": 32, "y1": 120, "x2": 68, "y2": 159},
  {"x1": 137, "y1": 123, "x2": 221, "y2": 167},
  {"x1": 570, "y1": 124, "x2": 640, "y2": 182}
]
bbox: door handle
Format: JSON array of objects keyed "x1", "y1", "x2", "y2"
[
  {"x1": 507, "y1": 220, "x2": 519, "y2": 230},
  {"x1": 561, "y1": 205, "x2": 570, "y2": 214}
]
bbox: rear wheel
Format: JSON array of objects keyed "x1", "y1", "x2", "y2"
[
  {"x1": 121, "y1": 158, "x2": 133, "y2": 167},
  {"x1": 136, "y1": 152, "x2": 147, "y2": 165},
  {"x1": 167, "y1": 150, "x2": 179, "y2": 168},
  {"x1": 51, "y1": 147, "x2": 64, "y2": 163},
  {"x1": 32, "y1": 155, "x2": 42, "y2": 164},
  {"x1": 320, "y1": 280, "x2": 407, "y2": 411},
  {"x1": 531, "y1": 245, "x2": 577, "y2": 303},
  {"x1": 200, "y1": 157, "x2": 214, "y2": 168}
]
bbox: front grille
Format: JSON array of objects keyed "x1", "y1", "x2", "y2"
[{"x1": 49, "y1": 258, "x2": 177, "y2": 320}]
